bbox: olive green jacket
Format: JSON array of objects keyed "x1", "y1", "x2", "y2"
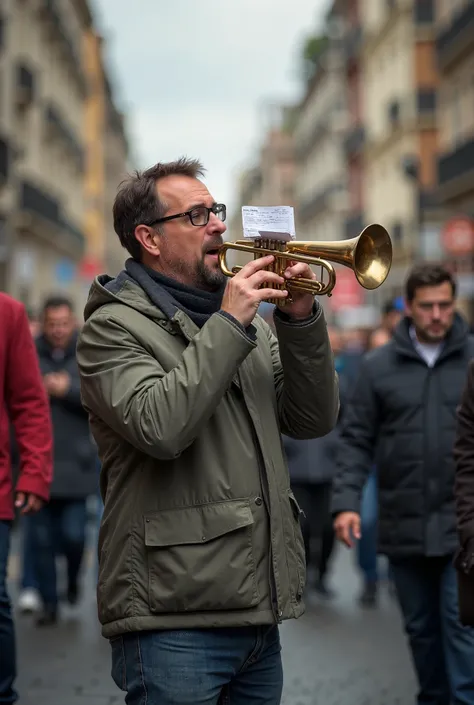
[{"x1": 76, "y1": 272, "x2": 338, "y2": 638}]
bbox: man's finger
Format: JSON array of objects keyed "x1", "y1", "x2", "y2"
[
  {"x1": 15, "y1": 492, "x2": 25, "y2": 509},
  {"x1": 284, "y1": 262, "x2": 315, "y2": 280},
  {"x1": 237, "y1": 255, "x2": 275, "y2": 278}
]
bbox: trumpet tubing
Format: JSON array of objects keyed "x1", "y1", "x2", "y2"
[{"x1": 218, "y1": 223, "x2": 392, "y2": 305}]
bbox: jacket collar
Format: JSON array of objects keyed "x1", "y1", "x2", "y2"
[{"x1": 392, "y1": 313, "x2": 469, "y2": 363}]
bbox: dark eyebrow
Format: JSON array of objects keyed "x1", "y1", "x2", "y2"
[{"x1": 186, "y1": 202, "x2": 207, "y2": 211}]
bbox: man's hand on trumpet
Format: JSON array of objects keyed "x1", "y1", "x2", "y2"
[
  {"x1": 280, "y1": 260, "x2": 316, "y2": 320},
  {"x1": 220, "y1": 255, "x2": 315, "y2": 328}
]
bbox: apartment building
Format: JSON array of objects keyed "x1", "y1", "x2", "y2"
[
  {"x1": 83, "y1": 30, "x2": 130, "y2": 295},
  {"x1": 0, "y1": 0, "x2": 92, "y2": 309},
  {"x1": 293, "y1": 32, "x2": 348, "y2": 244},
  {"x1": 331, "y1": 0, "x2": 366, "y2": 241},
  {"x1": 360, "y1": 0, "x2": 439, "y2": 298},
  {"x1": 436, "y1": 0, "x2": 474, "y2": 275}
]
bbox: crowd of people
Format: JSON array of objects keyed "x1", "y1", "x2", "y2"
[{"x1": 2, "y1": 158, "x2": 474, "y2": 705}]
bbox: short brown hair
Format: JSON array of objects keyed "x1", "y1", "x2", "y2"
[
  {"x1": 113, "y1": 157, "x2": 206, "y2": 260},
  {"x1": 405, "y1": 262, "x2": 457, "y2": 302}
]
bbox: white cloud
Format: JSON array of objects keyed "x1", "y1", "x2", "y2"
[{"x1": 92, "y1": 0, "x2": 329, "y2": 215}]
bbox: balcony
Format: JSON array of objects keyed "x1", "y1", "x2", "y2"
[
  {"x1": 297, "y1": 184, "x2": 340, "y2": 223},
  {"x1": 38, "y1": 0, "x2": 87, "y2": 96},
  {"x1": 437, "y1": 135, "x2": 474, "y2": 201},
  {"x1": 345, "y1": 212, "x2": 364, "y2": 239},
  {"x1": 344, "y1": 125, "x2": 365, "y2": 157},
  {"x1": 19, "y1": 180, "x2": 85, "y2": 253},
  {"x1": 436, "y1": 1, "x2": 474, "y2": 73},
  {"x1": 45, "y1": 104, "x2": 84, "y2": 171},
  {"x1": 417, "y1": 88, "x2": 436, "y2": 114},
  {"x1": 0, "y1": 138, "x2": 9, "y2": 184},
  {"x1": 15, "y1": 64, "x2": 35, "y2": 108},
  {"x1": 413, "y1": 0, "x2": 434, "y2": 25}
]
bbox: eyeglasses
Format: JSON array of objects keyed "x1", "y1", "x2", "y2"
[{"x1": 149, "y1": 203, "x2": 226, "y2": 228}]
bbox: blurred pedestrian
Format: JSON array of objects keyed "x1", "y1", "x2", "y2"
[
  {"x1": 76, "y1": 159, "x2": 338, "y2": 704},
  {"x1": 31, "y1": 296, "x2": 97, "y2": 626},
  {"x1": 355, "y1": 325, "x2": 391, "y2": 608},
  {"x1": 453, "y1": 358, "x2": 474, "y2": 625},
  {"x1": 0, "y1": 293, "x2": 53, "y2": 705},
  {"x1": 333, "y1": 263, "x2": 474, "y2": 704},
  {"x1": 283, "y1": 325, "x2": 347, "y2": 598}
]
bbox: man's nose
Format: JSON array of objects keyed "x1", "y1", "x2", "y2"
[{"x1": 208, "y1": 212, "x2": 226, "y2": 233}]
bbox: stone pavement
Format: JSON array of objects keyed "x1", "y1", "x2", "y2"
[{"x1": 9, "y1": 542, "x2": 416, "y2": 705}]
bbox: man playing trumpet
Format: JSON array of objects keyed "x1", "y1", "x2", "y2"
[{"x1": 77, "y1": 158, "x2": 338, "y2": 705}]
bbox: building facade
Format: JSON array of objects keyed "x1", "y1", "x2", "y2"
[
  {"x1": 360, "y1": 0, "x2": 438, "y2": 299},
  {"x1": 83, "y1": 29, "x2": 130, "y2": 296},
  {"x1": 0, "y1": 0, "x2": 92, "y2": 309},
  {"x1": 436, "y1": 0, "x2": 474, "y2": 319},
  {"x1": 293, "y1": 32, "x2": 349, "y2": 244}
]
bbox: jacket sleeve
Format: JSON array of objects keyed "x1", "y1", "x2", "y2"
[
  {"x1": 271, "y1": 303, "x2": 339, "y2": 439},
  {"x1": 454, "y1": 361, "x2": 474, "y2": 549},
  {"x1": 62, "y1": 370, "x2": 88, "y2": 416},
  {"x1": 6, "y1": 304, "x2": 53, "y2": 501},
  {"x1": 331, "y1": 358, "x2": 379, "y2": 516},
  {"x1": 77, "y1": 311, "x2": 257, "y2": 460}
]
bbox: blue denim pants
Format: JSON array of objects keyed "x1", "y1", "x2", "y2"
[
  {"x1": 30, "y1": 498, "x2": 87, "y2": 608},
  {"x1": 390, "y1": 556, "x2": 474, "y2": 705},
  {"x1": 357, "y1": 470, "x2": 378, "y2": 583},
  {"x1": 110, "y1": 625, "x2": 283, "y2": 705},
  {"x1": 0, "y1": 520, "x2": 17, "y2": 704}
]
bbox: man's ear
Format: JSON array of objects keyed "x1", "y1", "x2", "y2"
[{"x1": 134, "y1": 225, "x2": 161, "y2": 257}]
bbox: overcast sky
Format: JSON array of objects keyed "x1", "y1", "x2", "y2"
[{"x1": 91, "y1": 0, "x2": 328, "y2": 219}]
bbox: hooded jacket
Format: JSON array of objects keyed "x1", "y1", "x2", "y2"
[{"x1": 76, "y1": 271, "x2": 338, "y2": 637}]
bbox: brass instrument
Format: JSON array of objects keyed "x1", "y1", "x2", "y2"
[{"x1": 218, "y1": 223, "x2": 392, "y2": 305}]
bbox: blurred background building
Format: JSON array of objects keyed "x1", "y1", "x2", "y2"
[
  {"x1": 0, "y1": 0, "x2": 130, "y2": 313},
  {"x1": 229, "y1": 0, "x2": 474, "y2": 326}
]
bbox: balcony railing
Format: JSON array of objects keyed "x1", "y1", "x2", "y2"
[
  {"x1": 297, "y1": 184, "x2": 339, "y2": 223},
  {"x1": 16, "y1": 64, "x2": 35, "y2": 107},
  {"x1": 38, "y1": 0, "x2": 87, "y2": 96},
  {"x1": 417, "y1": 88, "x2": 436, "y2": 114},
  {"x1": 344, "y1": 125, "x2": 365, "y2": 156},
  {"x1": 45, "y1": 104, "x2": 84, "y2": 171},
  {"x1": 0, "y1": 138, "x2": 9, "y2": 183},
  {"x1": 413, "y1": 0, "x2": 434, "y2": 25},
  {"x1": 436, "y1": 1, "x2": 474, "y2": 72},
  {"x1": 19, "y1": 180, "x2": 85, "y2": 252},
  {"x1": 438, "y1": 135, "x2": 474, "y2": 193}
]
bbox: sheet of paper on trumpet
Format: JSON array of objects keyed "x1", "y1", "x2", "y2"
[{"x1": 241, "y1": 206, "x2": 296, "y2": 242}]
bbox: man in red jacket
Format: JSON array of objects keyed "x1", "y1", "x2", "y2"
[{"x1": 0, "y1": 293, "x2": 53, "y2": 705}]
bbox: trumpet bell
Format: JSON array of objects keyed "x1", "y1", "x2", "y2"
[{"x1": 352, "y1": 224, "x2": 393, "y2": 290}]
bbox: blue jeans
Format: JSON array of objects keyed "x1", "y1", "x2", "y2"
[
  {"x1": 31, "y1": 498, "x2": 87, "y2": 608},
  {"x1": 110, "y1": 625, "x2": 283, "y2": 704},
  {"x1": 0, "y1": 520, "x2": 17, "y2": 704},
  {"x1": 20, "y1": 515, "x2": 38, "y2": 591},
  {"x1": 357, "y1": 470, "x2": 378, "y2": 583},
  {"x1": 390, "y1": 556, "x2": 474, "y2": 704}
]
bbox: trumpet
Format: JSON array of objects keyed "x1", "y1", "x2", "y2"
[{"x1": 218, "y1": 223, "x2": 393, "y2": 305}]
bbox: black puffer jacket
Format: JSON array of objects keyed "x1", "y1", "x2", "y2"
[
  {"x1": 332, "y1": 314, "x2": 474, "y2": 558},
  {"x1": 36, "y1": 333, "x2": 97, "y2": 499}
]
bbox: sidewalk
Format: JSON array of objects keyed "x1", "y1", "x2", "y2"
[{"x1": 10, "y1": 541, "x2": 416, "y2": 705}]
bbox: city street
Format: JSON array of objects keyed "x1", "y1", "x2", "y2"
[{"x1": 9, "y1": 539, "x2": 416, "y2": 705}]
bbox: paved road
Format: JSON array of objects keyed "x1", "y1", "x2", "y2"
[{"x1": 9, "y1": 541, "x2": 416, "y2": 705}]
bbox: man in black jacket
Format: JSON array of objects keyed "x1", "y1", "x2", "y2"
[
  {"x1": 30, "y1": 296, "x2": 97, "y2": 626},
  {"x1": 332, "y1": 263, "x2": 474, "y2": 705}
]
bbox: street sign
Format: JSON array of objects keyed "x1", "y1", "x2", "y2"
[{"x1": 442, "y1": 217, "x2": 474, "y2": 256}]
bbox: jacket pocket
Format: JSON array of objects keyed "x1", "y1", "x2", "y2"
[
  {"x1": 144, "y1": 499, "x2": 260, "y2": 613},
  {"x1": 287, "y1": 490, "x2": 306, "y2": 599}
]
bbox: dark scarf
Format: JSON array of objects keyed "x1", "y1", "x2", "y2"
[{"x1": 125, "y1": 259, "x2": 226, "y2": 328}]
